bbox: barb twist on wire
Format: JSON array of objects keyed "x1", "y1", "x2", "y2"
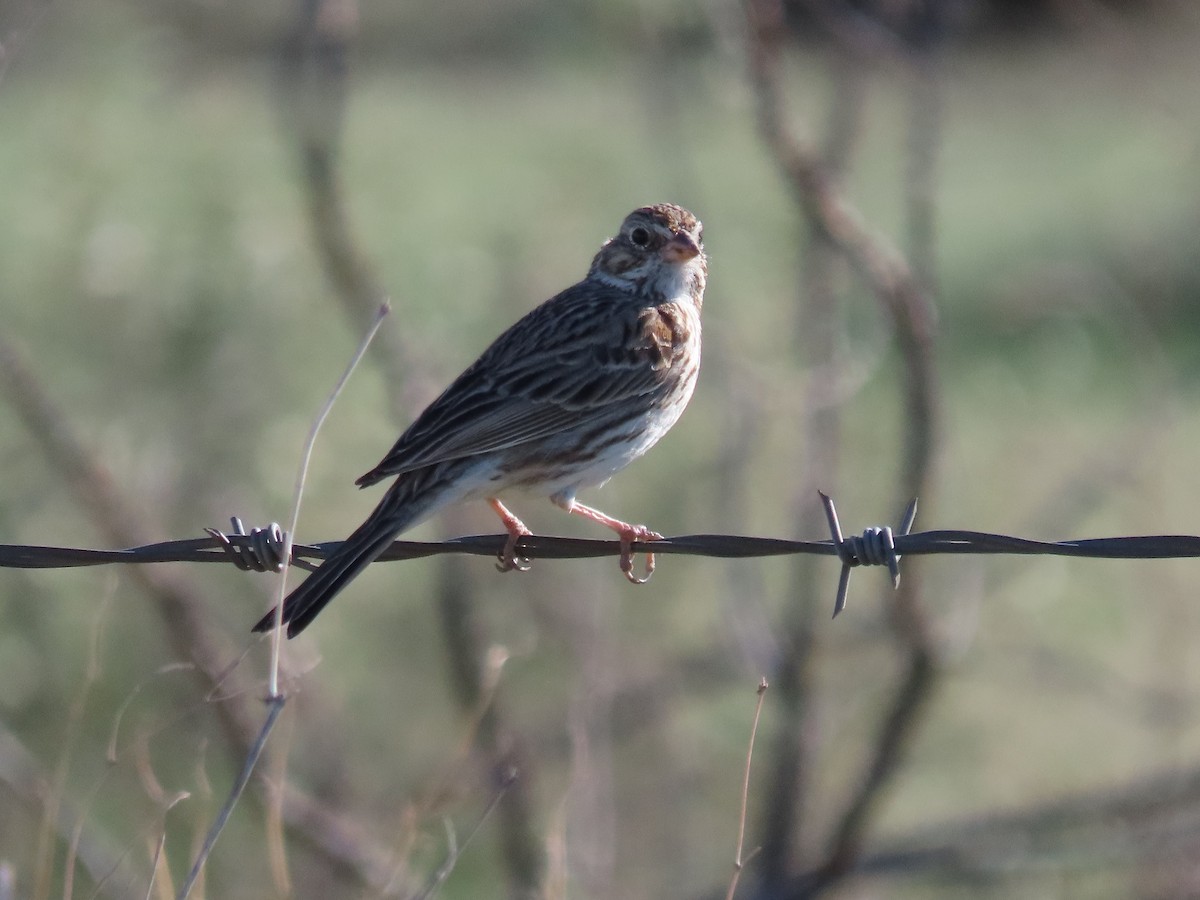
[
  {"x1": 203, "y1": 518, "x2": 304, "y2": 573},
  {"x1": 820, "y1": 492, "x2": 918, "y2": 618}
]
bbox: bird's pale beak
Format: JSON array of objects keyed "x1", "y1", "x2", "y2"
[{"x1": 661, "y1": 233, "x2": 701, "y2": 262}]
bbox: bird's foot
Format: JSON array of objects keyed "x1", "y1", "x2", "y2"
[
  {"x1": 489, "y1": 498, "x2": 533, "y2": 573},
  {"x1": 551, "y1": 496, "x2": 665, "y2": 584},
  {"x1": 617, "y1": 525, "x2": 664, "y2": 584}
]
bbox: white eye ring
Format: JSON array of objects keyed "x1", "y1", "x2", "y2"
[{"x1": 629, "y1": 226, "x2": 651, "y2": 248}]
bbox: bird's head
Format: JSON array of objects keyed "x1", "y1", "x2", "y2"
[{"x1": 591, "y1": 203, "x2": 707, "y2": 305}]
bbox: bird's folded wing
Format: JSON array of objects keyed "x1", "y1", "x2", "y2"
[{"x1": 357, "y1": 361, "x2": 666, "y2": 484}]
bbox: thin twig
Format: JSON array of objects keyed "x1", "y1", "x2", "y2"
[
  {"x1": 177, "y1": 695, "x2": 286, "y2": 900},
  {"x1": 145, "y1": 793, "x2": 189, "y2": 900},
  {"x1": 266, "y1": 300, "x2": 390, "y2": 699},
  {"x1": 726, "y1": 679, "x2": 768, "y2": 900}
]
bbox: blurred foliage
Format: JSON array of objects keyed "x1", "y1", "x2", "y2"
[{"x1": 1, "y1": 0, "x2": 1200, "y2": 897}]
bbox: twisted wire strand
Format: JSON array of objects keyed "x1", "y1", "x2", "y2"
[
  {"x1": 5, "y1": 494, "x2": 1200, "y2": 615},
  {"x1": 6, "y1": 527, "x2": 1200, "y2": 567}
]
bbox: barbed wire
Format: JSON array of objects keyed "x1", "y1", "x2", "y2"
[{"x1": 5, "y1": 496, "x2": 1200, "y2": 618}]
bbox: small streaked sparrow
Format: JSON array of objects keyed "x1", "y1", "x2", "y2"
[{"x1": 254, "y1": 203, "x2": 706, "y2": 637}]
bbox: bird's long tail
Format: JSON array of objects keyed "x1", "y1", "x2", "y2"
[{"x1": 251, "y1": 477, "x2": 443, "y2": 638}]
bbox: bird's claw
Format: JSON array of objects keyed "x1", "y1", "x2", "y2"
[
  {"x1": 496, "y1": 553, "x2": 532, "y2": 573},
  {"x1": 619, "y1": 527, "x2": 663, "y2": 584},
  {"x1": 496, "y1": 531, "x2": 533, "y2": 573}
]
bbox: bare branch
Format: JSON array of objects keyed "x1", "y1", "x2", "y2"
[{"x1": 740, "y1": 0, "x2": 943, "y2": 889}]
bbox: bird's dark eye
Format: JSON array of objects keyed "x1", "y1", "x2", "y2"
[{"x1": 629, "y1": 226, "x2": 651, "y2": 248}]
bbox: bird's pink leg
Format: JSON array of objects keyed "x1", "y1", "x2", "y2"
[
  {"x1": 552, "y1": 497, "x2": 663, "y2": 584},
  {"x1": 488, "y1": 498, "x2": 533, "y2": 573}
]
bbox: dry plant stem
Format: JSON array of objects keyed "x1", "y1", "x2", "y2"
[
  {"x1": 264, "y1": 719, "x2": 293, "y2": 897},
  {"x1": 147, "y1": 832, "x2": 170, "y2": 900},
  {"x1": 146, "y1": 793, "x2": 189, "y2": 900},
  {"x1": 186, "y1": 748, "x2": 214, "y2": 900},
  {"x1": 726, "y1": 680, "x2": 769, "y2": 900},
  {"x1": 178, "y1": 695, "x2": 286, "y2": 900},
  {"x1": 258, "y1": 301, "x2": 386, "y2": 889},
  {"x1": 266, "y1": 300, "x2": 390, "y2": 698}
]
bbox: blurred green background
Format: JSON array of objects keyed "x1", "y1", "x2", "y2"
[{"x1": 2, "y1": 0, "x2": 1200, "y2": 897}]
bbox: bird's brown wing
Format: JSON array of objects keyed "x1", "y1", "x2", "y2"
[{"x1": 356, "y1": 285, "x2": 692, "y2": 487}]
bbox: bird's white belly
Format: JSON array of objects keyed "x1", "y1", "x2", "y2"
[{"x1": 503, "y1": 370, "x2": 697, "y2": 504}]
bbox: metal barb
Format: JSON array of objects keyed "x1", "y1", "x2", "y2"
[
  {"x1": 204, "y1": 517, "x2": 296, "y2": 573},
  {"x1": 899, "y1": 497, "x2": 919, "y2": 536},
  {"x1": 823, "y1": 494, "x2": 919, "y2": 619},
  {"x1": 820, "y1": 492, "x2": 854, "y2": 618}
]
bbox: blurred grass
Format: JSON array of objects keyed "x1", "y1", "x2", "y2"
[{"x1": 2, "y1": 1, "x2": 1200, "y2": 897}]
